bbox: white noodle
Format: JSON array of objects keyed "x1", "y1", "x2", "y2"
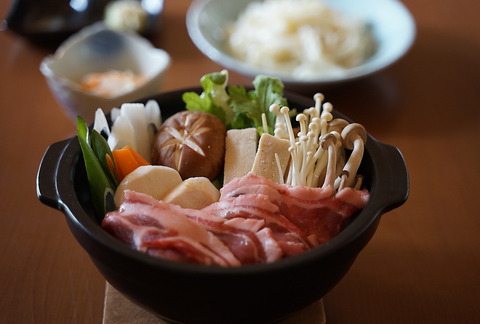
[{"x1": 226, "y1": 0, "x2": 376, "y2": 80}]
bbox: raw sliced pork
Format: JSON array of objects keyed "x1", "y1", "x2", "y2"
[
  {"x1": 102, "y1": 174, "x2": 369, "y2": 266},
  {"x1": 102, "y1": 190, "x2": 241, "y2": 266},
  {"x1": 220, "y1": 174, "x2": 370, "y2": 246}
]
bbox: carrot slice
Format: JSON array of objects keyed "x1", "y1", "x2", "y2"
[{"x1": 112, "y1": 146, "x2": 150, "y2": 181}]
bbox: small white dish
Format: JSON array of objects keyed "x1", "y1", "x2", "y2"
[
  {"x1": 40, "y1": 22, "x2": 171, "y2": 123},
  {"x1": 186, "y1": 0, "x2": 416, "y2": 89}
]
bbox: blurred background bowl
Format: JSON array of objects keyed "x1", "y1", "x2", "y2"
[
  {"x1": 40, "y1": 22, "x2": 170, "y2": 124},
  {"x1": 37, "y1": 87, "x2": 409, "y2": 324},
  {"x1": 2, "y1": 0, "x2": 164, "y2": 47},
  {"x1": 186, "y1": 0, "x2": 416, "y2": 91}
]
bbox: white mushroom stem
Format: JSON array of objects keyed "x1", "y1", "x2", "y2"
[
  {"x1": 354, "y1": 175, "x2": 364, "y2": 190},
  {"x1": 271, "y1": 94, "x2": 367, "y2": 192},
  {"x1": 328, "y1": 118, "x2": 350, "y2": 190},
  {"x1": 302, "y1": 124, "x2": 328, "y2": 187},
  {"x1": 280, "y1": 106, "x2": 297, "y2": 148},
  {"x1": 314, "y1": 93, "x2": 324, "y2": 117},
  {"x1": 296, "y1": 113, "x2": 308, "y2": 137},
  {"x1": 336, "y1": 170, "x2": 349, "y2": 191},
  {"x1": 334, "y1": 148, "x2": 347, "y2": 189},
  {"x1": 295, "y1": 114, "x2": 309, "y2": 178},
  {"x1": 319, "y1": 102, "x2": 333, "y2": 139},
  {"x1": 329, "y1": 120, "x2": 349, "y2": 177},
  {"x1": 338, "y1": 123, "x2": 367, "y2": 189},
  {"x1": 303, "y1": 107, "x2": 316, "y2": 120},
  {"x1": 308, "y1": 151, "x2": 327, "y2": 187},
  {"x1": 261, "y1": 113, "x2": 269, "y2": 134},
  {"x1": 270, "y1": 104, "x2": 287, "y2": 139},
  {"x1": 320, "y1": 131, "x2": 340, "y2": 190},
  {"x1": 274, "y1": 153, "x2": 285, "y2": 184},
  {"x1": 288, "y1": 146, "x2": 301, "y2": 186}
]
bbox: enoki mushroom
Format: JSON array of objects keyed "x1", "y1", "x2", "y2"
[{"x1": 268, "y1": 93, "x2": 367, "y2": 191}]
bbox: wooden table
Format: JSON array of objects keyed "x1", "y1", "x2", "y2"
[{"x1": 1, "y1": 1, "x2": 479, "y2": 323}]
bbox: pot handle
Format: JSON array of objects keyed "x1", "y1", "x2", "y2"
[
  {"x1": 373, "y1": 141, "x2": 410, "y2": 214},
  {"x1": 36, "y1": 138, "x2": 71, "y2": 210}
]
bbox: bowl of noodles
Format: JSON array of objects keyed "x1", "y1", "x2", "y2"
[{"x1": 186, "y1": 0, "x2": 416, "y2": 89}]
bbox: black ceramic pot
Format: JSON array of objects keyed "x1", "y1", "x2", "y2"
[{"x1": 37, "y1": 88, "x2": 409, "y2": 324}]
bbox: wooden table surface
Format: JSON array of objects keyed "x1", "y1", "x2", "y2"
[{"x1": 1, "y1": 1, "x2": 479, "y2": 323}]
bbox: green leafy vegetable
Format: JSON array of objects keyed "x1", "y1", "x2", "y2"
[
  {"x1": 91, "y1": 130, "x2": 118, "y2": 187},
  {"x1": 77, "y1": 117, "x2": 118, "y2": 220},
  {"x1": 230, "y1": 75, "x2": 288, "y2": 134},
  {"x1": 182, "y1": 70, "x2": 288, "y2": 135},
  {"x1": 182, "y1": 70, "x2": 229, "y2": 124}
]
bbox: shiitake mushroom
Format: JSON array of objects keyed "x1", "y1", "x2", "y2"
[{"x1": 151, "y1": 110, "x2": 226, "y2": 181}]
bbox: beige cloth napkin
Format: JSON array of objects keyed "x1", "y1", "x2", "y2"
[{"x1": 103, "y1": 283, "x2": 326, "y2": 324}]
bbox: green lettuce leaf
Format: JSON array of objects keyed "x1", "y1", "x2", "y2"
[
  {"x1": 182, "y1": 70, "x2": 230, "y2": 124},
  {"x1": 182, "y1": 70, "x2": 288, "y2": 135},
  {"x1": 229, "y1": 75, "x2": 287, "y2": 135}
]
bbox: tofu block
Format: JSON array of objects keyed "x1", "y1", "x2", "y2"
[
  {"x1": 251, "y1": 133, "x2": 291, "y2": 183},
  {"x1": 163, "y1": 177, "x2": 220, "y2": 209},
  {"x1": 114, "y1": 165, "x2": 183, "y2": 207},
  {"x1": 223, "y1": 128, "x2": 258, "y2": 185}
]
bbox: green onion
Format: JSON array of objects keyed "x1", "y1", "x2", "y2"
[{"x1": 77, "y1": 117, "x2": 118, "y2": 221}]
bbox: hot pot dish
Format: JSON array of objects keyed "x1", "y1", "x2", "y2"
[{"x1": 37, "y1": 71, "x2": 408, "y2": 324}]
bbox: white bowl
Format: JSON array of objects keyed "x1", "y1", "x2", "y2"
[
  {"x1": 186, "y1": 0, "x2": 416, "y2": 89},
  {"x1": 40, "y1": 22, "x2": 171, "y2": 123}
]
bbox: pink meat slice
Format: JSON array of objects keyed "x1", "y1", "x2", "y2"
[
  {"x1": 102, "y1": 190, "x2": 241, "y2": 266},
  {"x1": 220, "y1": 174, "x2": 370, "y2": 246},
  {"x1": 102, "y1": 174, "x2": 369, "y2": 266},
  {"x1": 203, "y1": 193, "x2": 312, "y2": 259},
  {"x1": 171, "y1": 205, "x2": 268, "y2": 264},
  {"x1": 280, "y1": 183, "x2": 370, "y2": 245}
]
